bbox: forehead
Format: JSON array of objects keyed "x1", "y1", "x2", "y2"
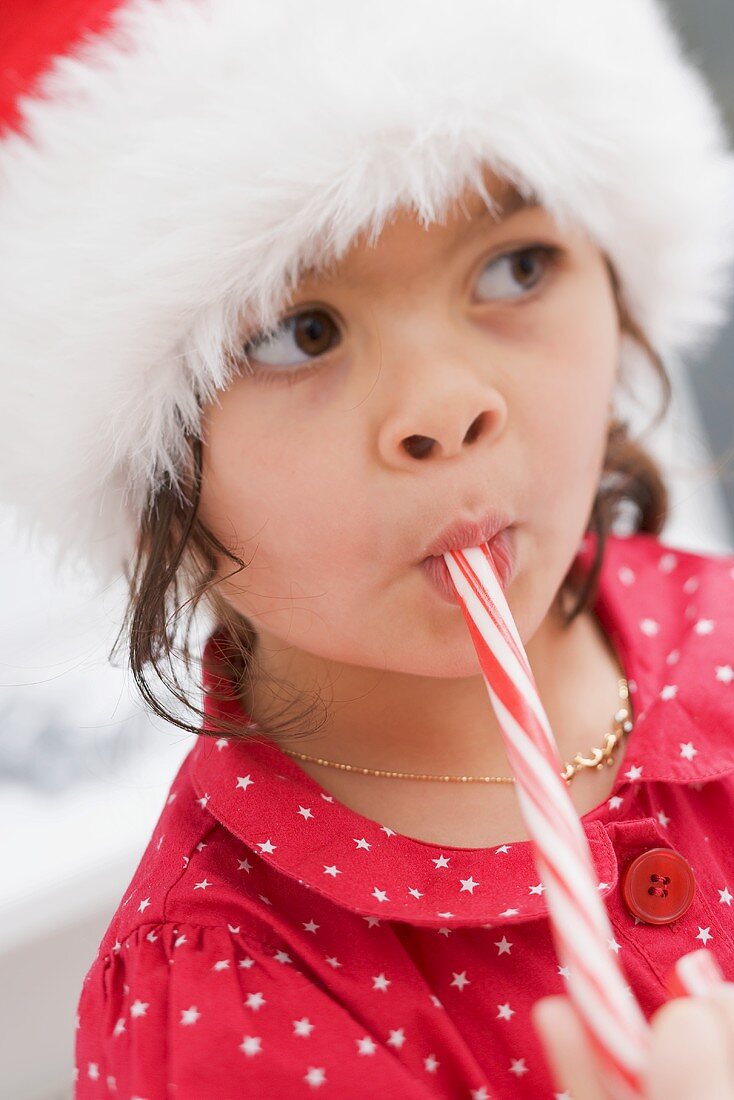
[{"x1": 299, "y1": 175, "x2": 539, "y2": 291}]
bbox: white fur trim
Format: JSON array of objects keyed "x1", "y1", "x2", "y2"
[{"x1": 1, "y1": 0, "x2": 733, "y2": 589}]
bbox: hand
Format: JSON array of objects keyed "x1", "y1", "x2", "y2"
[{"x1": 532, "y1": 987, "x2": 734, "y2": 1099}]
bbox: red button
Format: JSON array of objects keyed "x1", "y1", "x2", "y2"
[{"x1": 621, "y1": 847, "x2": 696, "y2": 925}]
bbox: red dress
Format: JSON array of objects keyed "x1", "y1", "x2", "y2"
[{"x1": 74, "y1": 530, "x2": 734, "y2": 1099}]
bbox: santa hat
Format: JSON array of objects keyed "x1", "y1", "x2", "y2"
[{"x1": 1, "y1": 0, "x2": 733, "y2": 593}]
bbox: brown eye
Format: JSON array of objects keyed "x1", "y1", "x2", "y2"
[
  {"x1": 475, "y1": 245, "x2": 560, "y2": 302},
  {"x1": 292, "y1": 311, "x2": 336, "y2": 356},
  {"x1": 242, "y1": 308, "x2": 340, "y2": 372}
]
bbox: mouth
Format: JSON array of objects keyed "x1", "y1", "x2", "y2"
[{"x1": 419, "y1": 525, "x2": 516, "y2": 605}]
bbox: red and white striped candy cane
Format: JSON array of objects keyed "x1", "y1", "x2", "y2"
[
  {"x1": 444, "y1": 542, "x2": 728, "y2": 1094},
  {"x1": 444, "y1": 542, "x2": 651, "y2": 1099}
]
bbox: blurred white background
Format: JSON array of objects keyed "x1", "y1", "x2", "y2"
[{"x1": 1, "y1": 4, "x2": 733, "y2": 1099}]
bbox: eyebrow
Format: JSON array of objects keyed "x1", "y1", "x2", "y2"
[{"x1": 448, "y1": 188, "x2": 539, "y2": 251}]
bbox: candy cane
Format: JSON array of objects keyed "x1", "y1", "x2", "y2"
[{"x1": 444, "y1": 542, "x2": 651, "y2": 1098}]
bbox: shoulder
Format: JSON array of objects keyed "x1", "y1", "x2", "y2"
[
  {"x1": 606, "y1": 529, "x2": 734, "y2": 581},
  {"x1": 74, "y1": 919, "x2": 306, "y2": 1098},
  {"x1": 90, "y1": 742, "x2": 284, "y2": 966},
  {"x1": 604, "y1": 530, "x2": 734, "y2": 626},
  {"x1": 74, "y1": 918, "x2": 432, "y2": 1099}
]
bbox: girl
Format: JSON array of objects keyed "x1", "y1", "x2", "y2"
[{"x1": 2, "y1": 0, "x2": 734, "y2": 1096}]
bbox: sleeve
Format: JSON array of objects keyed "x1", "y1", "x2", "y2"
[{"x1": 74, "y1": 921, "x2": 436, "y2": 1100}]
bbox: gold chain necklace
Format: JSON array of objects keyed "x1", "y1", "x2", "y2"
[{"x1": 281, "y1": 676, "x2": 633, "y2": 785}]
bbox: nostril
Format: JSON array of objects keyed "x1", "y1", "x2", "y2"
[
  {"x1": 464, "y1": 415, "x2": 484, "y2": 444},
  {"x1": 403, "y1": 435, "x2": 435, "y2": 459}
]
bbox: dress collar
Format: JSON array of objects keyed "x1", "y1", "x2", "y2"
[{"x1": 190, "y1": 531, "x2": 734, "y2": 926}]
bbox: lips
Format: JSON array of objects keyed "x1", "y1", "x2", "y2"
[
  {"x1": 420, "y1": 526, "x2": 516, "y2": 604},
  {"x1": 421, "y1": 508, "x2": 515, "y2": 561}
]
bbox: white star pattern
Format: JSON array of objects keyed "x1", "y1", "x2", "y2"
[
  {"x1": 716, "y1": 665, "x2": 733, "y2": 683},
  {"x1": 180, "y1": 1006, "x2": 200, "y2": 1026},
  {"x1": 240, "y1": 1035, "x2": 262, "y2": 1057},
  {"x1": 657, "y1": 810, "x2": 670, "y2": 828},
  {"x1": 625, "y1": 764, "x2": 643, "y2": 781},
  {"x1": 460, "y1": 876, "x2": 481, "y2": 894},
  {"x1": 696, "y1": 927, "x2": 713, "y2": 946},
  {"x1": 495, "y1": 937, "x2": 513, "y2": 956},
  {"x1": 497, "y1": 1002, "x2": 515, "y2": 1020},
  {"x1": 293, "y1": 1017, "x2": 315, "y2": 1037},
  {"x1": 719, "y1": 887, "x2": 733, "y2": 906},
  {"x1": 680, "y1": 742, "x2": 698, "y2": 761},
  {"x1": 509, "y1": 1058, "x2": 529, "y2": 1077},
  {"x1": 304, "y1": 1067, "x2": 326, "y2": 1088},
  {"x1": 450, "y1": 971, "x2": 471, "y2": 991}
]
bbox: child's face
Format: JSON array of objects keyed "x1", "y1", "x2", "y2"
[{"x1": 198, "y1": 170, "x2": 620, "y2": 683}]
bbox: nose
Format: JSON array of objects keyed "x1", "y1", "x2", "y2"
[
  {"x1": 402, "y1": 409, "x2": 492, "y2": 459},
  {"x1": 373, "y1": 335, "x2": 509, "y2": 465}
]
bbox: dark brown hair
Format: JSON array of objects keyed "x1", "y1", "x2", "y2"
[{"x1": 112, "y1": 254, "x2": 678, "y2": 745}]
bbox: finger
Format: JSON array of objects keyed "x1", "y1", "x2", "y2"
[
  {"x1": 645, "y1": 997, "x2": 734, "y2": 1100},
  {"x1": 704, "y1": 984, "x2": 734, "y2": 1084},
  {"x1": 532, "y1": 995, "x2": 608, "y2": 1100}
]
